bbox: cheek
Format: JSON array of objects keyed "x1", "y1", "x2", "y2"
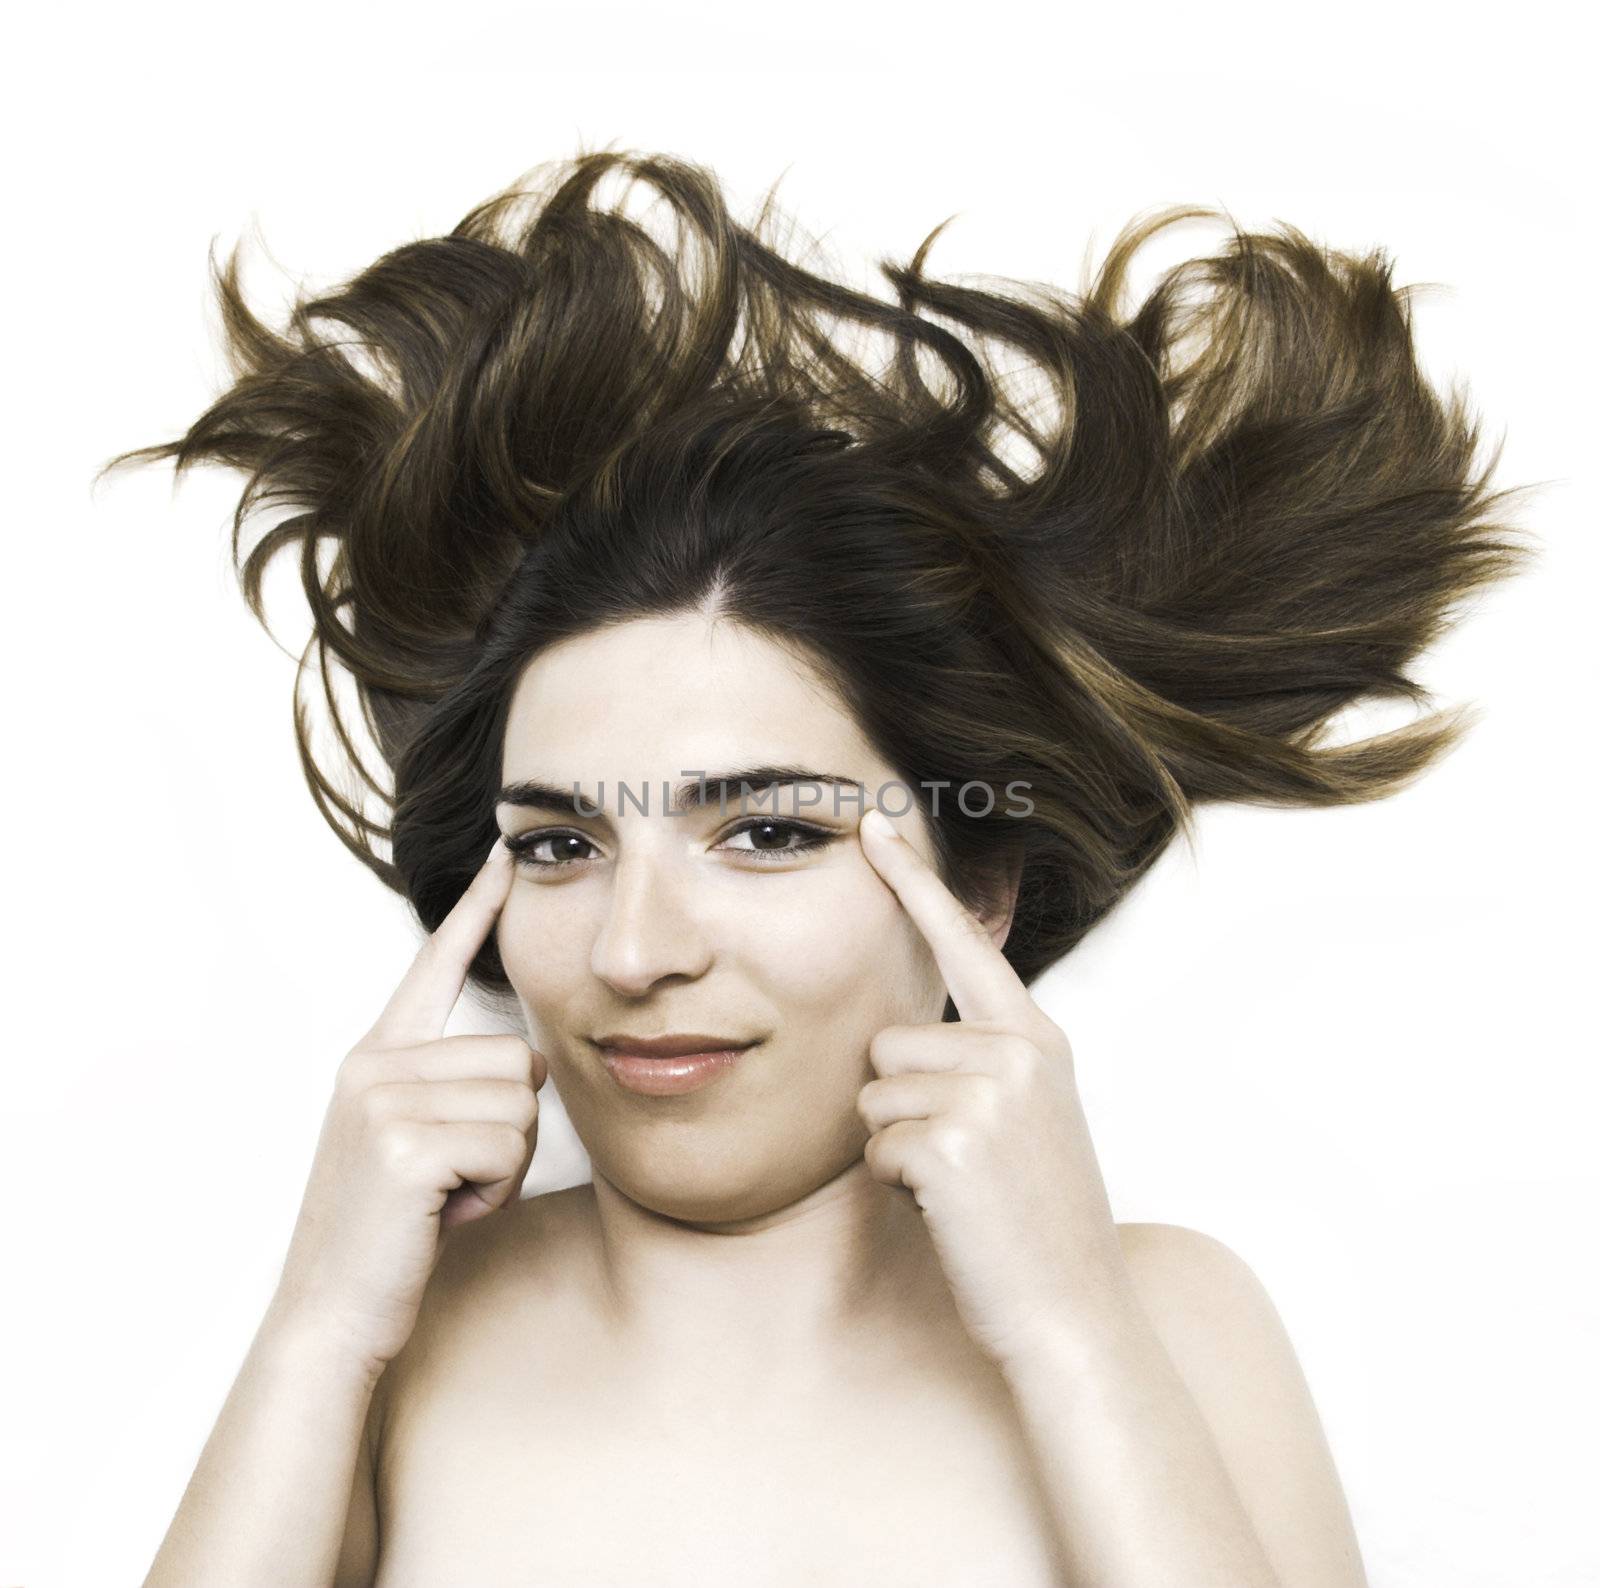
[
  {"x1": 494, "y1": 890, "x2": 585, "y2": 1011},
  {"x1": 758, "y1": 867, "x2": 946, "y2": 1042}
]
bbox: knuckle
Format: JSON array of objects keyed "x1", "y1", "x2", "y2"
[
  {"x1": 929, "y1": 1122, "x2": 968, "y2": 1170},
  {"x1": 868, "y1": 1026, "x2": 908, "y2": 1061},
  {"x1": 374, "y1": 1120, "x2": 426, "y2": 1176},
  {"x1": 336, "y1": 1049, "x2": 376, "y2": 1095},
  {"x1": 1024, "y1": 1007, "x2": 1065, "y2": 1049},
  {"x1": 491, "y1": 1079, "x2": 538, "y2": 1129},
  {"x1": 998, "y1": 1034, "x2": 1037, "y2": 1074},
  {"x1": 964, "y1": 1074, "x2": 1000, "y2": 1120},
  {"x1": 490, "y1": 1034, "x2": 537, "y2": 1077},
  {"x1": 493, "y1": 1122, "x2": 529, "y2": 1162},
  {"x1": 862, "y1": 1129, "x2": 892, "y2": 1180}
]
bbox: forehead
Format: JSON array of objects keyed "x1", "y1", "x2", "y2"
[{"x1": 501, "y1": 613, "x2": 879, "y2": 785}]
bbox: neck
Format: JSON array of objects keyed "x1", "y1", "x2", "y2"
[{"x1": 581, "y1": 1156, "x2": 965, "y2": 1373}]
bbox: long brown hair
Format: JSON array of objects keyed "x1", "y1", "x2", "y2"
[{"x1": 95, "y1": 146, "x2": 1540, "y2": 1011}]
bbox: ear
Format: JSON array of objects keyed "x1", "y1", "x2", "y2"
[{"x1": 971, "y1": 840, "x2": 1025, "y2": 953}]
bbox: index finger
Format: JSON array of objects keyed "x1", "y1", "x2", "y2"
[
  {"x1": 857, "y1": 807, "x2": 1028, "y2": 1026},
  {"x1": 365, "y1": 835, "x2": 514, "y2": 1048}
]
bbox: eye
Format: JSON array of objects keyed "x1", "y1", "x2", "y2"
[
  {"x1": 719, "y1": 818, "x2": 833, "y2": 862},
  {"x1": 503, "y1": 830, "x2": 598, "y2": 871},
  {"x1": 501, "y1": 818, "x2": 833, "y2": 874}
]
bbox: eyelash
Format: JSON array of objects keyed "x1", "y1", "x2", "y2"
[{"x1": 502, "y1": 817, "x2": 834, "y2": 872}]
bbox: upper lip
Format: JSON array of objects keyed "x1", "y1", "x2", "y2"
[{"x1": 592, "y1": 1032, "x2": 759, "y2": 1057}]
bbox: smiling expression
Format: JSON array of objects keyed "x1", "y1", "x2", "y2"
[{"x1": 493, "y1": 611, "x2": 953, "y2": 1223}]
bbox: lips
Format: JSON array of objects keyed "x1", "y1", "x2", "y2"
[
  {"x1": 593, "y1": 1033, "x2": 761, "y2": 1096},
  {"x1": 592, "y1": 1032, "x2": 758, "y2": 1058}
]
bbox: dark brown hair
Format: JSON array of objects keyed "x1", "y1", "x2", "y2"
[{"x1": 95, "y1": 146, "x2": 1539, "y2": 1015}]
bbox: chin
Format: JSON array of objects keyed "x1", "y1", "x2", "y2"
[{"x1": 593, "y1": 1135, "x2": 855, "y2": 1227}]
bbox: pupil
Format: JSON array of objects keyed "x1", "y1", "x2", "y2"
[{"x1": 752, "y1": 822, "x2": 787, "y2": 850}]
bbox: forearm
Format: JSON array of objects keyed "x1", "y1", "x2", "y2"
[
  {"x1": 998, "y1": 1302, "x2": 1279, "y2": 1588},
  {"x1": 142, "y1": 1301, "x2": 381, "y2": 1588}
]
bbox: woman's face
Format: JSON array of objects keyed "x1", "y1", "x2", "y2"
[{"x1": 494, "y1": 611, "x2": 954, "y2": 1223}]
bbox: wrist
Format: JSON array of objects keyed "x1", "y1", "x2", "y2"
[
  {"x1": 993, "y1": 1287, "x2": 1160, "y2": 1389},
  {"x1": 258, "y1": 1296, "x2": 389, "y2": 1391}
]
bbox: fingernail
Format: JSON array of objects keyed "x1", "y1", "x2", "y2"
[{"x1": 861, "y1": 808, "x2": 895, "y2": 842}]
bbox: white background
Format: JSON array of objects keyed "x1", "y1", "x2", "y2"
[{"x1": 3, "y1": 7, "x2": 1594, "y2": 1585}]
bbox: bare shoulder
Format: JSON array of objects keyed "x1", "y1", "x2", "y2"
[
  {"x1": 1111, "y1": 1221, "x2": 1369, "y2": 1588},
  {"x1": 1111, "y1": 1219, "x2": 1307, "y2": 1390},
  {"x1": 1115, "y1": 1218, "x2": 1262, "y2": 1284}
]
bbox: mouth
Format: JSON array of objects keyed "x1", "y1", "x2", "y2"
[
  {"x1": 591, "y1": 1032, "x2": 759, "y2": 1058},
  {"x1": 591, "y1": 1033, "x2": 762, "y2": 1097}
]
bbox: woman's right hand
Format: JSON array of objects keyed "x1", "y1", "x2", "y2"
[{"x1": 267, "y1": 835, "x2": 546, "y2": 1374}]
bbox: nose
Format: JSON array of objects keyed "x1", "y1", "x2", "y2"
[{"x1": 588, "y1": 848, "x2": 715, "y2": 996}]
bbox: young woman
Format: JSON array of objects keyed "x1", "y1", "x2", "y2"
[{"x1": 101, "y1": 146, "x2": 1534, "y2": 1587}]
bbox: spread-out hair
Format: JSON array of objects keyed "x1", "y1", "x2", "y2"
[{"x1": 96, "y1": 145, "x2": 1539, "y2": 1015}]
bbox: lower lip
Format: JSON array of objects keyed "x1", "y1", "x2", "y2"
[{"x1": 599, "y1": 1045, "x2": 755, "y2": 1096}]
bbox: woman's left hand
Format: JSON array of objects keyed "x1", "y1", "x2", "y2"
[{"x1": 855, "y1": 806, "x2": 1137, "y2": 1369}]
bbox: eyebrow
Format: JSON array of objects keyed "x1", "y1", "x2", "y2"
[{"x1": 495, "y1": 766, "x2": 866, "y2": 819}]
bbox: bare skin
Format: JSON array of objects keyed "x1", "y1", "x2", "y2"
[
  {"x1": 145, "y1": 608, "x2": 1362, "y2": 1587},
  {"x1": 347, "y1": 613, "x2": 1359, "y2": 1585},
  {"x1": 350, "y1": 610, "x2": 1092, "y2": 1584},
  {"x1": 364, "y1": 1179, "x2": 1079, "y2": 1587}
]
